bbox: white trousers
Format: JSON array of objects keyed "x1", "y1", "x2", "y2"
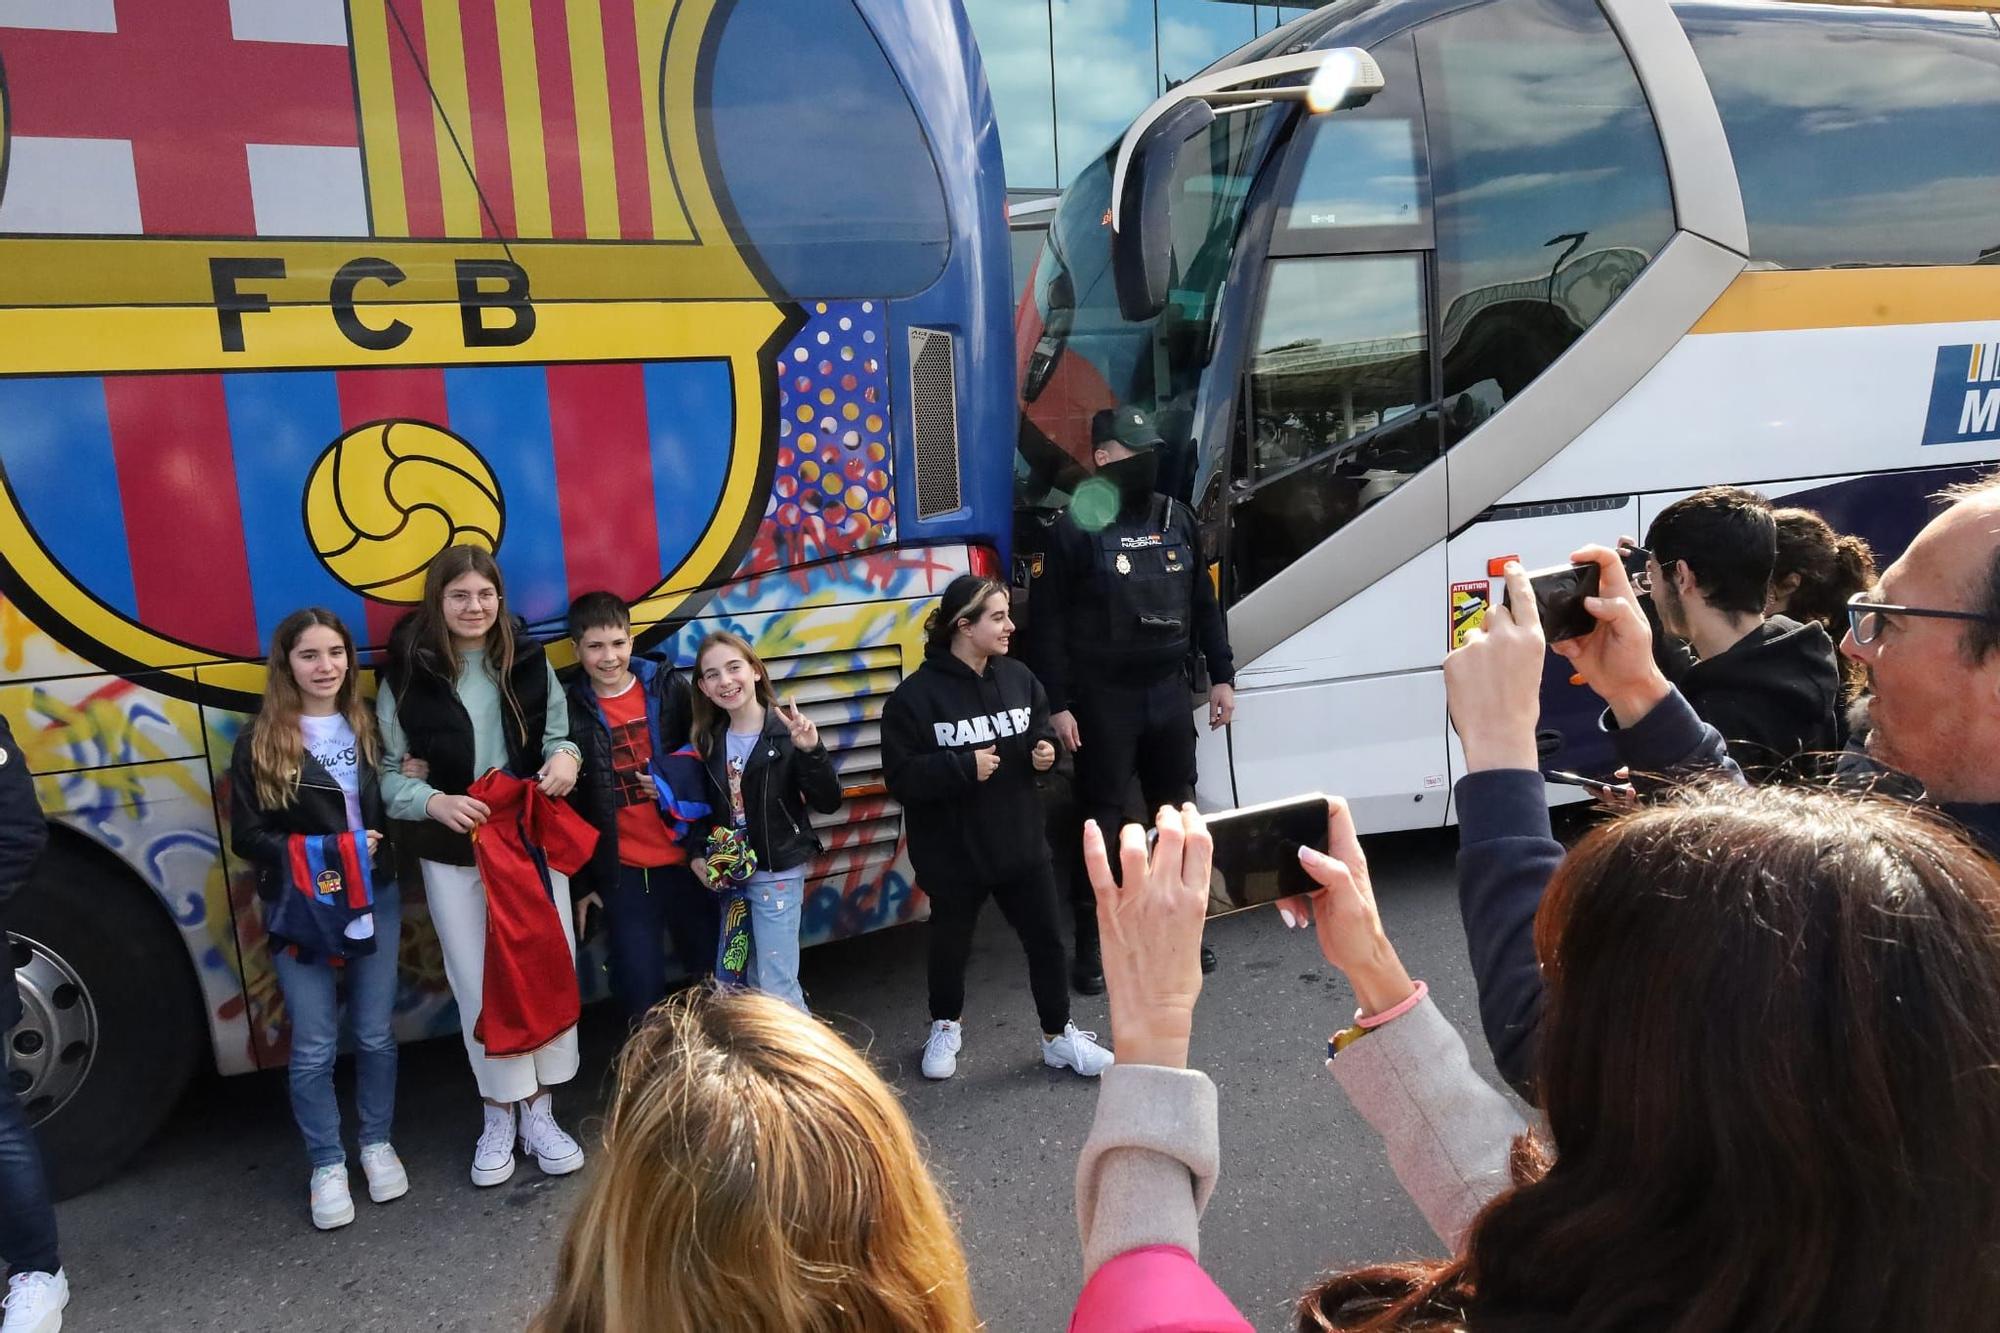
[{"x1": 420, "y1": 859, "x2": 580, "y2": 1103}]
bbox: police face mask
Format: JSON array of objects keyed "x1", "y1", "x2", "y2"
[{"x1": 1097, "y1": 450, "x2": 1160, "y2": 509}]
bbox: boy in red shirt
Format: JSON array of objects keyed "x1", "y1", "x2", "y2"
[{"x1": 563, "y1": 592, "x2": 717, "y2": 1023}]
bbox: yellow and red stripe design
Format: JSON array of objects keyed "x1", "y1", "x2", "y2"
[{"x1": 351, "y1": 0, "x2": 697, "y2": 243}]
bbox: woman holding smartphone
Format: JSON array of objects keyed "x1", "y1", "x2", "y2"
[
  {"x1": 882, "y1": 574, "x2": 1113, "y2": 1082},
  {"x1": 377, "y1": 545, "x2": 587, "y2": 1189},
  {"x1": 688, "y1": 630, "x2": 842, "y2": 1012},
  {"x1": 229, "y1": 608, "x2": 403, "y2": 1231}
]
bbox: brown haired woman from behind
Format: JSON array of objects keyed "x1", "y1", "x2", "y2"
[{"x1": 533, "y1": 987, "x2": 979, "y2": 1333}]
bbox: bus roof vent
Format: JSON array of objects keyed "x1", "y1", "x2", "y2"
[{"x1": 906, "y1": 327, "x2": 963, "y2": 519}]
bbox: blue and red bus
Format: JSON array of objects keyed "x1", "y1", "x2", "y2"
[{"x1": 0, "y1": 0, "x2": 1011, "y2": 1192}]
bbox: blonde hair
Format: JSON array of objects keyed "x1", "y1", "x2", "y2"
[{"x1": 535, "y1": 988, "x2": 979, "y2": 1333}]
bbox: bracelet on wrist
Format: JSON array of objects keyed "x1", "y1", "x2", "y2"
[{"x1": 1326, "y1": 979, "x2": 1427, "y2": 1062}]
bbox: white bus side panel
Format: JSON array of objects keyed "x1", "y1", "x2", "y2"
[{"x1": 1501, "y1": 321, "x2": 2000, "y2": 506}]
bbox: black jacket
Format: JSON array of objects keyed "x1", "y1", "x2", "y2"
[
  {"x1": 228, "y1": 719, "x2": 394, "y2": 904},
  {"x1": 0, "y1": 716, "x2": 48, "y2": 1034},
  {"x1": 382, "y1": 615, "x2": 552, "y2": 865},
  {"x1": 565, "y1": 654, "x2": 693, "y2": 894},
  {"x1": 883, "y1": 650, "x2": 1055, "y2": 891},
  {"x1": 1032, "y1": 492, "x2": 1234, "y2": 713},
  {"x1": 696, "y1": 712, "x2": 842, "y2": 875},
  {"x1": 1669, "y1": 616, "x2": 1840, "y2": 781}
]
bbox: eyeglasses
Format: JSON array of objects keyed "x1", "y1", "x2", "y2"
[
  {"x1": 443, "y1": 589, "x2": 500, "y2": 608},
  {"x1": 1845, "y1": 590, "x2": 2000, "y2": 646}
]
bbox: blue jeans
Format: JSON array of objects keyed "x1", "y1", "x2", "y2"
[
  {"x1": 0, "y1": 1048, "x2": 60, "y2": 1277},
  {"x1": 606, "y1": 862, "x2": 719, "y2": 1023},
  {"x1": 270, "y1": 885, "x2": 402, "y2": 1169},
  {"x1": 726, "y1": 869, "x2": 806, "y2": 1012}
]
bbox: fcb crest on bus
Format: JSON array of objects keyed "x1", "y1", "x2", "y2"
[{"x1": 0, "y1": 0, "x2": 795, "y2": 705}]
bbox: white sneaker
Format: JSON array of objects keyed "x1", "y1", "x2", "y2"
[
  {"x1": 517, "y1": 1094, "x2": 585, "y2": 1176},
  {"x1": 1042, "y1": 1023, "x2": 1115, "y2": 1077},
  {"x1": 358, "y1": 1142, "x2": 408, "y2": 1203},
  {"x1": 308, "y1": 1163, "x2": 354, "y2": 1230},
  {"x1": 921, "y1": 1019, "x2": 962, "y2": 1080},
  {"x1": 471, "y1": 1104, "x2": 517, "y2": 1187},
  {"x1": 1, "y1": 1270, "x2": 69, "y2": 1333}
]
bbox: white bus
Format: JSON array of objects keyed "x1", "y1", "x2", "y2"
[{"x1": 1012, "y1": 0, "x2": 2000, "y2": 828}]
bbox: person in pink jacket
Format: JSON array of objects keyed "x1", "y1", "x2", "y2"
[{"x1": 1070, "y1": 579, "x2": 2000, "y2": 1331}]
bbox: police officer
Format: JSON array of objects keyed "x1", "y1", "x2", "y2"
[{"x1": 1032, "y1": 406, "x2": 1234, "y2": 990}]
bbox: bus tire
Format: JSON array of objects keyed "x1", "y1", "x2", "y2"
[{"x1": 7, "y1": 833, "x2": 203, "y2": 1199}]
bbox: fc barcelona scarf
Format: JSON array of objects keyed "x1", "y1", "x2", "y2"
[
  {"x1": 704, "y1": 824, "x2": 758, "y2": 986},
  {"x1": 269, "y1": 832, "x2": 376, "y2": 963}
]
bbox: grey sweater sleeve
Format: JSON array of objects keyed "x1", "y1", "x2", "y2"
[
  {"x1": 1329, "y1": 996, "x2": 1526, "y2": 1250},
  {"x1": 1074, "y1": 1064, "x2": 1219, "y2": 1278}
]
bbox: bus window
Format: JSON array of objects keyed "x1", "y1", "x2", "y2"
[
  {"x1": 1283, "y1": 120, "x2": 1426, "y2": 233},
  {"x1": 1229, "y1": 253, "x2": 1437, "y2": 598},
  {"x1": 1419, "y1": 0, "x2": 1674, "y2": 446},
  {"x1": 1677, "y1": 2, "x2": 2000, "y2": 270},
  {"x1": 1271, "y1": 34, "x2": 1430, "y2": 255}
]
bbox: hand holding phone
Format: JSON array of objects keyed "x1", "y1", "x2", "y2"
[
  {"x1": 1199, "y1": 793, "x2": 1332, "y2": 914},
  {"x1": 1510, "y1": 562, "x2": 1601, "y2": 644},
  {"x1": 1271, "y1": 795, "x2": 1418, "y2": 1018}
]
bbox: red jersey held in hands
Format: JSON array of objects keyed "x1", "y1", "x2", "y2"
[{"x1": 465, "y1": 770, "x2": 599, "y2": 1057}]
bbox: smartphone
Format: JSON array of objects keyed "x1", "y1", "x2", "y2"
[
  {"x1": 1202, "y1": 793, "x2": 1331, "y2": 916},
  {"x1": 1507, "y1": 561, "x2": 1601, "y2": 643},
  {"x1": 1543, "y1": 769, "x2": 1623, "y2": 797}
]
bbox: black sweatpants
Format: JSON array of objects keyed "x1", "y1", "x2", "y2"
[
  {"x1": 926, "y1": 858, "x2": 1072, "y2": 1036},
  {"x1": 1069, "y1": 674, "x2": 1198, "y2": 947}
]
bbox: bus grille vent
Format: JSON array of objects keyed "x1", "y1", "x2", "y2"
[
  {"x1": 764, "y1": 645, "x2": 906, "y2": 888},
  {"x1": 907, "y1": 326, "x2": 962, "y2": 519}
]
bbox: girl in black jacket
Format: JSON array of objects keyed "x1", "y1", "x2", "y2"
[
  {"x1": 689, "y1": 630, "x2": 841, "y2": 1011},
  {"x1": 228, "y1": 608, "x2": 403, "y2": 1232},
  {"x1": 882, "y1": 575, "x2": 1113, "y2": 1082}
]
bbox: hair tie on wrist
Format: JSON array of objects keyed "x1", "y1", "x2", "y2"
[{"x1": 1355, "y1": 979, "x2": 1427, "y2": 1030}]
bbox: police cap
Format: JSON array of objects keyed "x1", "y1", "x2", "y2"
[{"x1": 1091, "y1": 406, "x2": 1164, "y2": 452}]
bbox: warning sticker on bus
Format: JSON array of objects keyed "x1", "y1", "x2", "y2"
[{"x1": 1450, "y1": 579, "x2": 1492, "y2": 650}]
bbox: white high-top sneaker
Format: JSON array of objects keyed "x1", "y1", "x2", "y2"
[
  {"x1": 921, "y1": 1019, "x2": 962, "y2": 1080},
  {"x1": 1041, "y1": 1022, "x2": 1115, "y2": 1077},
  {"x1": 1, "y1": 1269, "x2": 70, "y2": 1333},
  {"x1": 517, "y1": 1093, "x2": 585, "y2": 1175},
  {"x1": 471, "y1": 1103, "x2": 517, "y2": 1188}
]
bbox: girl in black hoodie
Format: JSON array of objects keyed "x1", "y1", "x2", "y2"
[{"x1": 883, "y1": 575, "x2": 1113, "y2": 1081}]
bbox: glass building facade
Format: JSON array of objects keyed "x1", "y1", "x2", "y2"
[{"x1": 963, "y1": 0, "x2": 1317, "y2": 193}]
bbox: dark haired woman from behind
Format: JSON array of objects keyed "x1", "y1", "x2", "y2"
[
  {"x1": 882, "y1": 575, "x2": 1112, "y2": 1082},
  {"x1": 376, "y1": 545, "x2": 588, "y2": 1189},
  {"x1": 229, "y1": 608, "x2": 403, "y2": 1231},
  {"x1": 1067, "y1": 561, "x2": 2000, "y2": 1333},
  {"x1": 1769, "y1": 505, "x2": 1877, "y2": 707}
]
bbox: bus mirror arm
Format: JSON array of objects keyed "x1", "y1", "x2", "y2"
[{"x1": 1109, "y1": 47, "x2": 1384, "y2": 323}]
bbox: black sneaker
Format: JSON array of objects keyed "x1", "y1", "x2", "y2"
[
  {"x1": 1200, "y1": 944, "x2": 1218, "y2": 974},
  {"x1": 1070, "y1": 953, "x2": 1105, "y2": 996}
]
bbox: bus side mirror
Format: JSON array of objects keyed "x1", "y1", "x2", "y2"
[
  {"x1": 1112, "y1": 100, "x2": 1216, "y2": 323},
  {"x1": 1107, "y1": 47, "x2": 1385, "y2": 323}
]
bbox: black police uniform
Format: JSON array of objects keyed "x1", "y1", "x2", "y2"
[{"x1": 1031, "y1": 410, "x2": 1234, "y2": 983}]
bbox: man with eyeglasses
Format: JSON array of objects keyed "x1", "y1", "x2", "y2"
[{"x1": 1840, "y1": 476, "x2": 2000, "y2": 852}]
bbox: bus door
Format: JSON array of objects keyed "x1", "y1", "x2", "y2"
[{"x1": 1213, "y1": 35, "x2": 1454, "y2": 831}]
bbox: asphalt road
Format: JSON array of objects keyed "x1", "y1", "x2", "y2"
[{"x1": 52, "y1": 827, "x2": 1512, "y2": 1332}]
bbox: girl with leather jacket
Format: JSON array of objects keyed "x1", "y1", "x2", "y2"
[
  {"x1": 228, "y1": 608, "x2": 403, "y2": 1231},
  {"x1": 688, "y1": 630, "x2": 841, "y2": 1011}
]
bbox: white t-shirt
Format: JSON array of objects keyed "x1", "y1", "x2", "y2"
[{"x1": 300, "y1": 712, "x2": 364, "y2": 833}]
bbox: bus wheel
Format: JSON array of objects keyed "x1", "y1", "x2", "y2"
[{"x1": 7, "y1": 836, "x2": 203, "y2": 1199}]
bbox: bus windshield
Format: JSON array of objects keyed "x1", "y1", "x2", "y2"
[{"x1": 1015, "y1": 106, "x2": 1275, "y2": 512}]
